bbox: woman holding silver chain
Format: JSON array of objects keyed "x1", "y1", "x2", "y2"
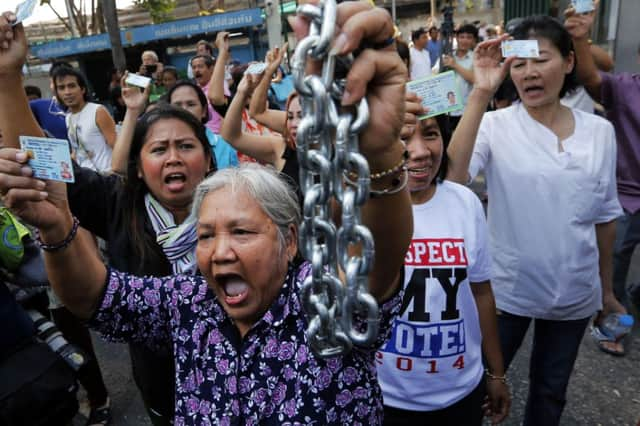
[{"x1": 0, "y1": 2, "x2": 412, "y2": 424}]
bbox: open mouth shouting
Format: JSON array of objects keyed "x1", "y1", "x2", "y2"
[
  {"x1": 216, "y1": 274, "x2": 250, "y2": 306},
  {"x1": 164, "y1": 172, "x2": 187, "y2": 192}
]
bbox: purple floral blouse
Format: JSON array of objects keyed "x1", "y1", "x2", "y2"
[{"x1": 91, "y1": 262, "x2": 401, "y2": 425}]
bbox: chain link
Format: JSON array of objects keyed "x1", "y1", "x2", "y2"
[{"x1": 293, "y1": 0, "x2": 380, "y2": 358}]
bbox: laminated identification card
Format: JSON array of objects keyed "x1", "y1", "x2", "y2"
[
  {"x1": 573, "y1": 0, "x2": 595, "y2": 13},
  {"x1": 125, "y1": 73, "x2": 152, "y2": 89},
  {"x1": 406, "y1": 71, "x2": 463, "y2": 119},
  {"x1": 20, "y1": 136, "x2": 75, "y2": 183},
  {"x1": 501, "y1": 40, "x2": 540, "y2": 58},
  {"x1": 13, "y1": 0, "x2": 38, "y2": 26},
  {"x1": 245, "y1": 62, "x2": 267, "y2": 75}
]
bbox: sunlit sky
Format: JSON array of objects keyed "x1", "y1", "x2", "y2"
[{"x1": 4, "y1": 0, "x2": 136, "y2": 25}]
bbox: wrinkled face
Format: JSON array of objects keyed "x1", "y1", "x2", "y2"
[
  {"x1": 191, "y1": 58, "x2": 213, "y2": 87},
  {"x1": 510, "y1": 37, "x2": 574, "y2": 109},
  {"x1": 170, "y1": 86, "x2": 206, "y2": 122},
  {"x1": 456, "y1": 32, "x2": 476, "y2": 52},
  {"x1": 138, "y1": 118, "x2": 210, "y2": 211},
  {"x1": 196, "y1": 187, "x2": 297, "y2": 335},
  {"x1": 55, "y1": 75, "x2": 85, "y2": 110},
  {"x1": 286, "y1": 96, "x2": 302, "y2": 143},
  {"x1": 196, "y1": 44, "x2": 211, "y2": 56},
  {"x1": 406, "y1": 118, "x2": 444, "y2": 203},
  {"x1": 162, "y1": 72, "x2": 178, "y2": 90},
  {"x1": 142, "y1": 54, "x2": 157, "y2": 66}
]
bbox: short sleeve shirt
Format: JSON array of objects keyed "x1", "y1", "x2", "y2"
[
  {"x1": 377, "y1": 181, "x2": 490, "y2": 411},
  {"x1": 469, "y1": 103, "x2": 622, "y2": 320},
  {"x1": 91, "y1": 262, "x2": 402, "y2": 425}
]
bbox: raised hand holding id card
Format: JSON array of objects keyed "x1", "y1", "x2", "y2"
[
  {"x1": 12, "y1": 0, "x2": 38, "y2": 26},
  {"x1": 573, "y1": 0, "x2": 595, "y2": 14},
  {"x1": 501, "y1": 40, "x2": 540, "y2": 58},
  {"x1": 406, "y1": 71, "x2": 463, "y2": 119},
  {"x1": 19, "y1": 136, "x2": 75, "y2": 183}
]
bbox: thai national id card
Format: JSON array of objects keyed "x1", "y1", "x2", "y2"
[
  {"x1": 19, "y1": 136, "x2": 75, "y2": 183},
  {"x1": 406, "y1": 71, "x2": 463, "y2": 119},
  {"x1": 573, "y1": 0, "x2": 595, "y2": 14},
  {"x1": 12, "y1": 0, "x2": 38, "y2": 26},
  {"x1": 501, "y1": 40, "x2": 540, "y2": 58}
]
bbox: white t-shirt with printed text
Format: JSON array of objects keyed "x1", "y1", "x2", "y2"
[{"x1": 377, "y1": 180, "x2": 492, "y2": 411}]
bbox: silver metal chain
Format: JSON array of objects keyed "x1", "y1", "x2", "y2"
[{"x1": 292, "y1": 0, "x2": 379, "y2": 358}]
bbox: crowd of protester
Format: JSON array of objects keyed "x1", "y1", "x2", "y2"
[{"x1": 0, "y1": 1, "x2": 638, "y2": 425}]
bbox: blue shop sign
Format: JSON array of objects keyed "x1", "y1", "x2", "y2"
[{"x1": 31, "y1": 8, "x2": 263, "y2": 59}]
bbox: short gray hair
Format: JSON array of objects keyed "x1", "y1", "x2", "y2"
[
  {"x1": 141, "y1": 50, "x2": 158, "y2": 62},
  {"x1": 191, "y1": 163, "x2": 301, "y2": 252}
]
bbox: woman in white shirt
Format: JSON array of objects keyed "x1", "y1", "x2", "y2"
[
  {"x1": 446, "y1": 16, "x2": 625, "y2": 426},
  {"x1": 378, "y1": 112, "x2": 510, "y2": 425}
]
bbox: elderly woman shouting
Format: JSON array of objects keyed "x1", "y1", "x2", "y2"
[{"x1": 0, "y1": 2, "x2": 411, "y2": 424}]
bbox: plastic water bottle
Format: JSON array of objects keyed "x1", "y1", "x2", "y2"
[{"x1": 601, "y1": 313, "x2": 634, "y2": 340}]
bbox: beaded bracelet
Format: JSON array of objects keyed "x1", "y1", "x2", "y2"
[
  {"x1": 369, "y1": 150, "x2": 409, "y2": 180},
  {"x1": 485, "y1": 369, "x2": 508, "y2": 384},
  {"x1": 343, "y1": 167, "x2": 408, "y2": 198},
  {"x1": 35, "y1": 216, "x2": 80, "y2": 252}
]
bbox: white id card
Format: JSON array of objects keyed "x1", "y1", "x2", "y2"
[
  {"x1": 125, "y1": 73, "x2": 152, "y2": 89},
  {"x1": 573, "y1": 0, "x2": 595, "y2": 13},
  {"x1": 13, "y1": 0, "x2": 38, "y2": 26},
  {"x1": 406, "y1": 71, "x2": 463, "y2": 119},
  {"x1": 20, "y1": 136, "x2": 75, "y2": 183},
  {"x1": 245, "y1": 62, "x2": 267, "y2": 75},
  {"x1": 501, "y1": 40, "x2": 540, "y2": 58}
]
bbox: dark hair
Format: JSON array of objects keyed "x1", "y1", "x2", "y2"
[
  {"x1": 411, "y1": 27, "x2": 427, "y2": 42},
  {"x1": 162, "y1": 66, "x2": 179, "y2": 79},
  {"x1": 511, "y1": 15, "x2": 578, "y2": 98},
  {"x1": 457, "y1": 23, "x2": 479, "y2": 41},
  {"x1": 494, "y1": 76, "x2": 518, "y2": 103},
  {"x1": 51, "y1": 67, "x2": 90, "y2": 102},
  {"x1": 166, "y1": 80, "x2": 211, "y2": 123},
  {"x1": 190, "y1": 54, "x2": 215, "y2": 68},
  {"x1": 123, "y1": 104, "x2": 215, "y2": 267},
  {"x1": 49, "y1": 61, "x2": 72, "y2": 77},
  {"x1": 24, "y1": 85, "x2": 42, "y2": 99},
  {"x1": 230, "y1": 63, "x2": 250, "y2": 95}
]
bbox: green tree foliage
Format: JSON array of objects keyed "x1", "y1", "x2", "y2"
[{"x1": 134, "y1": 0, "x2": 177, "y2": 23}]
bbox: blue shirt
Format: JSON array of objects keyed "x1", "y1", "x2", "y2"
[
  {"x1": 29, "y1": 98, "x2": 68, "y2": 140},
  {"x1": 427, "y1": 40, "x2": 442, "y2": 66},
  {"x1": 206, "y1": 128, "x2": 238, "y2": 170}
]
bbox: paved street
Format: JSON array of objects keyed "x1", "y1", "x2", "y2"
[{"x1": 75, "y1": 248, "x2": 640, "y2": 426}]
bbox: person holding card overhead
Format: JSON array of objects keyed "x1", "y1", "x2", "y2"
[
  {"x1": 0, "y1": 11, "x2": 217, "y2": 425},
  {"x1": 446, "y1": 16, "x2": 626, "y2": 426}
]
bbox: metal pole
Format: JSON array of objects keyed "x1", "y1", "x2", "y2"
[
  {"x1": 431, "y1": 0, "x2": 436, "y2": 18},
  {"x1": 392, "y1": 0, "x2": 396, "y2": 23},
  {"x1": 64, "y1": 0, "x2": 79, "y2": 37}
]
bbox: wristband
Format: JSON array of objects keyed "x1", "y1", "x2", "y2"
[{"x1": 35, "y1": 216, "x2": 80, "y2": 252}]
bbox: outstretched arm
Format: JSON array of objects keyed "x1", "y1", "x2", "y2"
[
  {"x1": 0, "y1": 12, "x2": 45, "y2": 146},
  {"x1": 290, "y1": 3, "x2": 412, "y2": 301},
  {"x1": 219, "y1": 74, "x2": 285, "y2": 166},
  {"x1": 446, "y1": 35, "x2": 514, "y2": 184},
  {"x1": 0, "y1": 148, "x2": 106, "y2": 319},
  {"x1": 248, "y1": 44, "x2": 288, "y2": 134},
  {"x1": 565, "y1": 6, "x2": 602, "y2": 101},
  {"x1": 208, "y1": 31, "x2": 230, "y2": 107},
  {"x1": 111, "y1": 73, "x2": 150, "y2": 174}
]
